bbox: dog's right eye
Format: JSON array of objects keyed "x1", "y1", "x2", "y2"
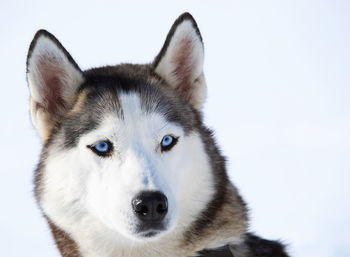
[{"x1": 87, "y1": 140, "x2": 113, "y2": 157}]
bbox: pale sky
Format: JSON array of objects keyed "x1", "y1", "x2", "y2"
[{"x1": 1, "y1": 1, "x2": 350, "y2": 256}]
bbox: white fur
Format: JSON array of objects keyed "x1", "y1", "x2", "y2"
[
  {"x1": 40, "y1": 92, "x2": 215, "y2": 257},
  {"x1": 155, "y1": 20, "x2": 207, "y2": 110},
  {"x1": 27, "y1": 34, "x2": 83, "y2": 141}
]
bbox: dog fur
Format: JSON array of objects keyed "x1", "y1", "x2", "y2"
[{"x1": 26, "y1": 12, "x2": 289, "y2": 257}]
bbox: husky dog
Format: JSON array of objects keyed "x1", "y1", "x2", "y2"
[{"x1": 26, "y1": 13, "x2": 289, "y2": 257}]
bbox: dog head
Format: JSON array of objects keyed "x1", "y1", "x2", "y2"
[{"x1": 27, "y1": 13, "x2": 225, "y2": 244}]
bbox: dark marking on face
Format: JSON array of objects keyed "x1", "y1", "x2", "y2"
[{"x1": 43, "y1": 63, "x2": 199, "y2": 149}]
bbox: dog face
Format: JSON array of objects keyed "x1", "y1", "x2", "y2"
[{"x1": 27, "y1": 14, "x2": 217, "y2": 243}]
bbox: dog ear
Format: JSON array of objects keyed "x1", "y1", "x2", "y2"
[
  {"x1": 26, "y1": 30, "x2": 84, "y2": 143},
  {"x1": 153, "y1": 13, "x2": 206, "y2": 110}
]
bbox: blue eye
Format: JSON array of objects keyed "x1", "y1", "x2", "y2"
[
  {"x1": 95, "y1": 141, "x2": 109, "y2": 153},
  {"x1": 162, "y1": 135, "x2": 173, "y2": 147},
  {"x1": 88, "y1": 140, "x2": 113, "y2": 157},
  {"x1": 161, "y1": 135, "x2": 178, "y2": 151}
]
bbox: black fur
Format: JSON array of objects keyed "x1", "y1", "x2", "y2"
[
  {"x1": 199, "y1": 233, "x2": 289, "y2": 257},
  {"x1": 243, "y1": 233, "x2": 289, "y2": 257},
  {"x1": 199, "y1": 245, "x2": 234, "y2": 257}
]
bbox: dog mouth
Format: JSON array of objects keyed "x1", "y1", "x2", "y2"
[
  {"x1": 135, "y1": 222, "x2": 167, "y2": 239},
  {"x1": 134, "y1": 222, "x2": 166, "y2": 238},
  {"x1": 138, "y1": 229, "x2": 162, "y2": 238}
]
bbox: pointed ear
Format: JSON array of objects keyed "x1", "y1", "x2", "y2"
[
  {"x1": 153, "y1": 13, "x2": 206, "y2": 110},
  {"x1": 26, "y1": 30, "x2": 84, "y2": 142}
]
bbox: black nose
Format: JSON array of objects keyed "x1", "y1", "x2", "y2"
[{"x1": 132, "y1": 191, "x2": 168, "y2": 223}]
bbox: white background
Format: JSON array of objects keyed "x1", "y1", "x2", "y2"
[{"x1": 1, "y1": 1, "x2": 349, "y2": 256}]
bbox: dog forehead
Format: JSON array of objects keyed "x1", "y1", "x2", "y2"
[
  {"x1": 60, "y1": 75, "x2": 198, "y2": 148},
  {"x1": 96, "y1": 92, "x2": 181, "y2": 136}
]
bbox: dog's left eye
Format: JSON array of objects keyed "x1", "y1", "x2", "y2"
[
  {"x1": 88, "y1": 140, "x2": 113, "y2": 157},
  {"x1": 161, "y1": 135, "x2": 178, "y2": 152}
]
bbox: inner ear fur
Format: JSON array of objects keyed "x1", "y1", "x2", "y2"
[
  {"x1": 153, "y1": 13, "x2": 207, "y2": 110},
  {"x1": 26, "y1": 30, "x2": 84, "y2": 142}
]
